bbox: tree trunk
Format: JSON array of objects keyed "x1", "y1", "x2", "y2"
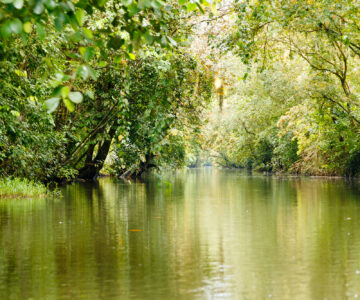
[
  {"x1": 121, "y1": 154, "x2": 157, "y2": 179},
  {"x1": 77, "y1": 126, "x2": 117, "y2": 180}
]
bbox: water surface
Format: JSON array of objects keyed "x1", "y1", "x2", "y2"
[{"x1": 1, "y1": 169, "x2": 360, "y2": 299}]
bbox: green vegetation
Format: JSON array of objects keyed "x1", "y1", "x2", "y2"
[
  {"x1": 1, "y1": 0, "x2": 360, "y2": 184},
  {"x1": 0, "y1": 177, "x2": 48, "y2": 198},
  {"x1": 0, "y1": 0, "x2": 213, "y2": 183},
  {"x1": 200, "y1": 0, "x2": 360, "y2": 177}
]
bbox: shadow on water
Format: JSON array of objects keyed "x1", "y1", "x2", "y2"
[{"x1": 1, "y1": 169, "x2": 360, "y2": 299}]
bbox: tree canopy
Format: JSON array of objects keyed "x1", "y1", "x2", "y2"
[
  {"x1": 2, "y1": 0, "x2": 360, "y2": 181},
  {"x1": 203, "y1": 0, "x2": 360, "y2": 176},
  {"x1": 0, "y1": 0, "x2": 214, "y2": 181}
]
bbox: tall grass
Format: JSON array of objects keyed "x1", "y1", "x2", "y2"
[{"x1": 0, "y1": 177, "x2": 48, "y2": 199}]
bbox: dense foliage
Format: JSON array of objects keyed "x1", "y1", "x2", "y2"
[
  {"x1": 2, "y1": 0, "x2": 360, "y2": 182},
  {"x1": 203, "y1": 0, "x2": 360, "y2": 176},
  {"x1": 113, "y1": 51, "x2": 212, "y2": 178},
  {"x1": 0, "y1": 0, "x2": 214, "y2": 182}
]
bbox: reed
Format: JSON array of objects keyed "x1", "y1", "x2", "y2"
[{"x1": 0, "y1": 177, "x2": 48, "y2": 199}]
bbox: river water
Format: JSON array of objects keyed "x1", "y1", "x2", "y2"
[{"x1": 1, "y1": 169, "x2": 360, "y2": 299}]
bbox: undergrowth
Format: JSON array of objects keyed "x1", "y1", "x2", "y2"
[{"x1": 0, "y1": 177, "x2": 59, "y2": 199}]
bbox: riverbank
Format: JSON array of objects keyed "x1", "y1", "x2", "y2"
[
  {"x1": 0, "y1": 177, "x2": 51, "y2": 199},
  {"x1": 215, "y1": 166, "x2": 358, "y2": 181}
]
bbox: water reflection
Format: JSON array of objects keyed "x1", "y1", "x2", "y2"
[{"x1": 1, "y1": 169, "x2": 360, "y2": 299}]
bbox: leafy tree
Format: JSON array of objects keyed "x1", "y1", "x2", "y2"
[
  {"x1": 114, "y1": 50, "x2": 212, "y2": 178},
  {"x1": 207, "y1": 0, "x2": 360, "y2": 175},
  {"x1": 0, "y1": 0, "x2": 216, "y2": 181}
]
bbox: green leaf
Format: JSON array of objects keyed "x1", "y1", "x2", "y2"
[
  {"x1": 52, "y1": 84, "x2": 63, "y2": 96},
  {"x1": 137, "y1": 0, "x2": 151, "y2": 9},
  {"x1": 83, "y1": 27, "x2": 93, "y2": 39},
  {"x1": 68, "y1": 92, "x2": 83, "y2": 103},
  {"x1": 151, "y1": 0, "x2": 164, "y2": 9},
  {"x1": 45, "y1": 97, "x2": 60, "y2": 113},
  {"x1": 61, "y1": 86, "x2": 70, "y2": 99},
  {"x1": 69, "y1": 31, "x2": 82, "y2": 42},
  {"x1": 76, "y1": 65, "x2": 89, "y2": 80},
  {"x1": 63, "y1": 99, "x2": 75, "y2": 112},
  {"x1": 126, "y1": 52, "x2": 136, "y2": 60},
  {"x1": 23, "y1": 22, "x2": 32, "y2": 33},
  {"x1": 98, "y1": 61, "x2": 107, "y2": 67},
  {"x1": 13, "y1": 0, "x2": 23, "y2": 9},
  {"x1": 75, "y1": 9, "x2": 85, "y2": 26},
  {"x1": 187, "y1": 3, "x2": 197, "y2": 11},
  {"x1": 114, "y1": 55, "x2": 123, "y2": 63},
  {"x1": 84, "y1": 47, "x2": 95, "y2": 61},
  {"x1": 2, "y1": 18, "x2": 24, "y2": 37},
  {"x1": 1, "y1": 21, "x2": 13, "y2": 38},
  {"x1": 122, "y1": 0, "x2": 133, "y2": 6},
  {"x1": 128, "y1": 3, "x2": 140, "y2": 16},
  {"x1": 10, "y1": 110, "x2": 20, "y2": 117},
  {"x1": 79, "y1": 46, "x2": 86, "y2": 56},
  {"x1": 87, "y1": 66, "x2": 97, "y2": 79},
  {"x1": 67, "y1": 1, "x2": 75, "y2": 12},
  {"x1": 96, "y1": 0, "x2": 106, "y2": 7},
  {"x1": 167, "y1": 36, "x2": 177, "y2": 46},
  {"x1": 10, "y1": 18, "x2": 23, "y2": 34},
  {"x1": 36, "y1": 23, "x2": 46, "y2": 39},
  {"x1": 144, "y1": 32, "x2": 153, "y2": 44},
  {"x1": 33, "y1": 3, "x2": 44, "y2": 14},
  {"x1": 14, "y1": 69, "x2": 27, "y2": 77},
  {"x1": 200, "y1": 0, "x2": 210, "y2": 5},
  {"x1": 44, "y1": 0, "x2": 57, "y2": 10},
  {"x1": 54, "y1": 13, "x2": 65, "y2": 31}
]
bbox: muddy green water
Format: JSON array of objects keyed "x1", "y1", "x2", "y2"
[{"x1": 1, "y1": 169, "x2": 360, "y2": 299}]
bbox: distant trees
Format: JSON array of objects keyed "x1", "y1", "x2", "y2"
[{"x1": 205, "y1": 0, "x2": 360, "y2": 176}]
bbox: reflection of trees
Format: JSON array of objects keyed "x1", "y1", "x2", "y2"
[
  {"x1": 0, "y1": 198, "x2": 58, "y2": 299},
  {"x1": 2, "y1": 172, "x2": 360, "y2": 298},
  {"x1": 228, "y1": 177, "x2": 360, "y2": 300}
]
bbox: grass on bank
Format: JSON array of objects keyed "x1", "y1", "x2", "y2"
[{"x1": 0, "y1": 177, "x2": 49, "y2": 199}]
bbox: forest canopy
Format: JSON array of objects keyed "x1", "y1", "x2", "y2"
[
  {"x1": 1, "y1": 0, "x2": 360, "y2": 183},
  {"x1": 0, "y1": 0, "x2": 213, "y2": 181},
  {"x1": 203, "y1": 0, "x2": 360, "y2": 176}
]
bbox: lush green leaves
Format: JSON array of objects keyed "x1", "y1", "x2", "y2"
[
  {"x1": 45, "y1": 98, "x2": 60, "y2": 113},
  {"x1": 68, "y1": 92, "x2": 83, "y2": 104},
  {"x1": 209, "y1": 0, "x2": 360, "y2": 175},
  {"x1": 113, "y1": 51, "x2": 212, "y2": 177}
]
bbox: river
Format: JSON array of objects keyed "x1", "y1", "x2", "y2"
[{"x1": 1, "y1": 169, "x2": 360, "y2": 299}]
